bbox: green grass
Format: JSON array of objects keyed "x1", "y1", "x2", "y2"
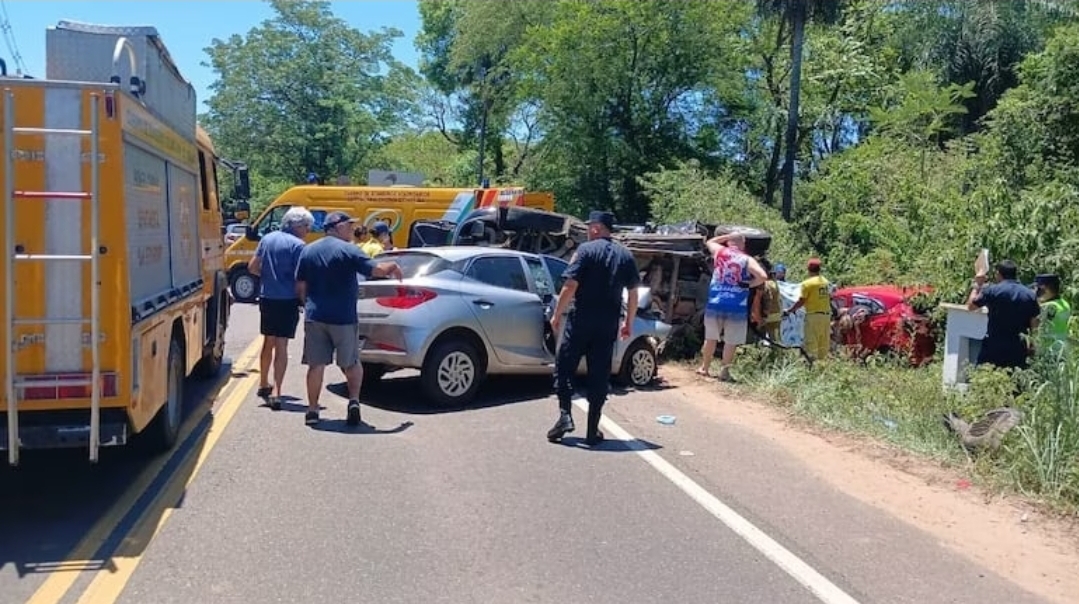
[{"x1": 682, "y1": 343, "x2": 1079, "y2": 515}]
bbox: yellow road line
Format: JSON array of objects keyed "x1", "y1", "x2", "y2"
[
  {"x1": 73, "y1": 363, "x2": 262, "y2": 604},
  {"x1": 23, "y1": 337, "x2": 263, "y2": 604}
]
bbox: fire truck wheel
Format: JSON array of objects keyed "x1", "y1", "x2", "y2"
[
  {"x1": 145, "y1": 338, "x2": 184, "y2": 453},
  {"x1": 193, "y1": 294, "x2": 227, "y2": 379}
]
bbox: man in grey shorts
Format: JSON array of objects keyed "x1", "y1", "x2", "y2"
[{"x1": 295, "y1": 211, "x2": 403, "y2": 426}]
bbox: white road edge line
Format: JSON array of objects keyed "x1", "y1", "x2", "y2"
[{"x1": 571, "y1": 397, "x2": 863, "y2": 604}]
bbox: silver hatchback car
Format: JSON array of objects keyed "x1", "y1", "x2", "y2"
[{"x1": 356, "y1": 247, "x2": 673, "y2": 406}]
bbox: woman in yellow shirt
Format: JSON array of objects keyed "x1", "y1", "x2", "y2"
[{"x1": 358, "y1": 222, "x2": 392, "y2": 257}]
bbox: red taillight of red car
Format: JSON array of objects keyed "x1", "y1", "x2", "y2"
[{"x1": 375, "y1": 287, "x2": 438, "y2": 310}]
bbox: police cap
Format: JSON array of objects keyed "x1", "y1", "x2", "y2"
[{"x1": 587, "y1": 210, "x2": 615, "y2": 230}]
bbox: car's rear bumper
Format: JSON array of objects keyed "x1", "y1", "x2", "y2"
[{"x1": 357, "y1": 322, "x2": 429, "y2": 368}]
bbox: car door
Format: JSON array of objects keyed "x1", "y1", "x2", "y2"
[
  {"x1": 462, "y1": 255, "x2": 549, "y2": 367},
  {"x1": 524, "y1": 256, "x2": 562, "y2": 361},
  {"x1": 540, "y1": 255, "x2": 573, "y2": 343}
]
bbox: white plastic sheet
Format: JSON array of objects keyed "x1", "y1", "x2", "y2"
[{"x1": 776, "y1": 280, "x2": 807, "y2": 347}]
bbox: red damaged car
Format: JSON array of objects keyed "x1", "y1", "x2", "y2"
[{"x1": 831, "y1": 285, "x2": 936, "y2": 366}]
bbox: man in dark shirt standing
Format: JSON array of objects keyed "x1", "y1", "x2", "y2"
[
  {"x1": 967, "y1": 259, "x2": 1041, "y2": 370},
  {"x1": 547, "y1": 210, "x2": 640, "y2": 447},
  {"x1": 295, "y1": 211, "x2": 403, "y2": 426}
]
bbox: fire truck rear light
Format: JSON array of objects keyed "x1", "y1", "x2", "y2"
[{"x1": 18, "y1": 372, "x2": 119, "y2": 400}]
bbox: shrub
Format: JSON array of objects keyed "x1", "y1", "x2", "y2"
[{"x1": 714, "y1": 339, "x2": 1079, "y2": 512}]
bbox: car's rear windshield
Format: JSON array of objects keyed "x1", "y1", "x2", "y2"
[{"x1": 375, "y1": 251, "x2": 457, "y2": 279}]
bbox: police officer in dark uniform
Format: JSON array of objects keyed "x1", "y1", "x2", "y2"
[
  {"x1": 967, "y1": 259, "x2": 1041, "y2": 370},
  {"x1": 546, "y1": 210, "x2": 640, "y2": 447}
]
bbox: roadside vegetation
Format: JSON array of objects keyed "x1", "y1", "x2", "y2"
[
  {"x1": 687, "y1": 345, "x2": 1079, "y2": 514},
  {"x1": 646, "y1": 17, "x2": 1079, "y2": 514},
  {"x1": 200, "y1": 2, "x2": 1079, "y2": 512}
]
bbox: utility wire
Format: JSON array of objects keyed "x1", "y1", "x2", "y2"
[{"x1": 0, "y1": 0, "x2": 27, "y2": 75}]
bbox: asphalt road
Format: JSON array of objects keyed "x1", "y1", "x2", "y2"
[{"x1": 0, "y1": 304, "x2": 1056, "y2": 604}]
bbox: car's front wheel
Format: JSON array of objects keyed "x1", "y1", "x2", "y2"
[
  {"x1": 421, "y1": 339, "x2": 486, "y2": 407},
  {"x1": 616, "y1": 338, "x2": 658, "y2": 387},
  {"x1": 230, "y1": 269, "x2": 259, "y2": 304}
]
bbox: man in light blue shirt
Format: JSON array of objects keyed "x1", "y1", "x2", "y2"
[{"x1": 248, "y1": 206, "x2": 314, "y2": 409}]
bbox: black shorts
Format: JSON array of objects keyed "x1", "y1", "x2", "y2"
[{"x1": 259, "y1": 298, "x2": 301, "y2": 339}]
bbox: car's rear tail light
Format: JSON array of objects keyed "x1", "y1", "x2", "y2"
[
  {"x1": 19, "y1": 372, "x2": 119, "y2": 400},
  {"x1": 375, "y1": 287, "x2": 437, "y2": 310}
]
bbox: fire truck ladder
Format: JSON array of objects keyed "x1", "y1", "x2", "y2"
[{"x1": 3, "y1": 90, "x2": 102, "y2": 466}]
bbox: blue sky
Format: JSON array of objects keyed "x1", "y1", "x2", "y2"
[{"x1": 1, "y1": 0, "x2": 422, "y2": 112}]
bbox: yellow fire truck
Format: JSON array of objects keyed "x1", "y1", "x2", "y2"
[{"x1": 1, "y1": 21, "x2": 235, "y2": 465}]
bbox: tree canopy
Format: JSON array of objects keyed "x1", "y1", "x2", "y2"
[{"x1": 201, "y1": 0, "x2": 1079, "y2": 299}]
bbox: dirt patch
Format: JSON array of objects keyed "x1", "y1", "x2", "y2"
[{"x1": 661, "y1": 363, "x2": 1079, "y2": 604}]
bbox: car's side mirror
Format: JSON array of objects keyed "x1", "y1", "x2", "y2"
[
  {"x1": 244, "y1": 225, "x2": 261, "y2": 242},
  {"x1": 468, "y1": 221, "x2": 485, "y2": 239},
  {"x1": 235, "y1": 167, "x2": 251, "y2": 200}
]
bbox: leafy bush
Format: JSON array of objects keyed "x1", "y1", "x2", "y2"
[
  {"x1": 642, "y1": 160, "x2": 812, "y2": 264},
  {"x1": 794, "y1": 134, "x2": 979, "y2": 295}
]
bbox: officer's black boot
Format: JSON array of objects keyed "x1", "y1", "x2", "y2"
[
  {"x1": 547, "y1": 408, "x2": 575, "y2": 443},
  {"x1": 585, "y1": 400, "x2": 604, "y2": 447}
]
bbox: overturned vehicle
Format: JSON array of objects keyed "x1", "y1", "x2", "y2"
[
  {"x1": 408, "y1": 205, "x2": 586, "y2": 259},
  {"x1": 408, "y1": 209, "x2": 791, "y2": 355}
]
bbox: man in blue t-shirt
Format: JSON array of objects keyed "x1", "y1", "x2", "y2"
[
  {"x1": 247, "y1": 206, "x2": 313, "y2": 410},
  {"x1": 295, "y1": 211, "x2": 403, "y2": 426}
]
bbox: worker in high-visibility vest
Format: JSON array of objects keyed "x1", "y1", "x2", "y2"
[{"x1": 1035, "y1": 274, "x2": 1071, "y2": 352}]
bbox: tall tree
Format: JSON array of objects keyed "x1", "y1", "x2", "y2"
[
  {"x1": 515, "y1": 0, "x2": 750, "y2": 221},
  {"x1": 758, "y1": 0, "x2": 843, "y2": 221},
  {"x1": 416, "y1": 0, "x2": 549, "y2": 183},
  {"x1": 202, "y1": 0, "x2": 418, "y2": 188},
  {"x1": 885, "y1": 0, "x2": 1074, "y2": 137}
]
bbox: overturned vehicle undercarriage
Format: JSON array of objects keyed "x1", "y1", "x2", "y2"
[{"x1": 408, "y1": 207, "x2": 777, "y2": 359}]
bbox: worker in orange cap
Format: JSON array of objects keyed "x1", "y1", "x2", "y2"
[{"x1": 784, "y1": 258, "x2": 832, "y2": 361}]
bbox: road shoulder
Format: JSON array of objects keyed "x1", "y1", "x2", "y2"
[{"x1": 605, "y1": 364, "x2": 1079, "y2": 604}]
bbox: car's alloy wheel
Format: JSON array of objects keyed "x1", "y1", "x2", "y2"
[
  {"x1": 629, "y1": 347, "x2": 656, "y2": 386},
  {"x1": 421, "y1": 339, "x2": 486, "y2": 407},
  {"x1": 437, "y1": 351, "x2": 475, "y2": 397},
  {"x1": 616, "y1": 339, "x2": 657, "y2": 387}
]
